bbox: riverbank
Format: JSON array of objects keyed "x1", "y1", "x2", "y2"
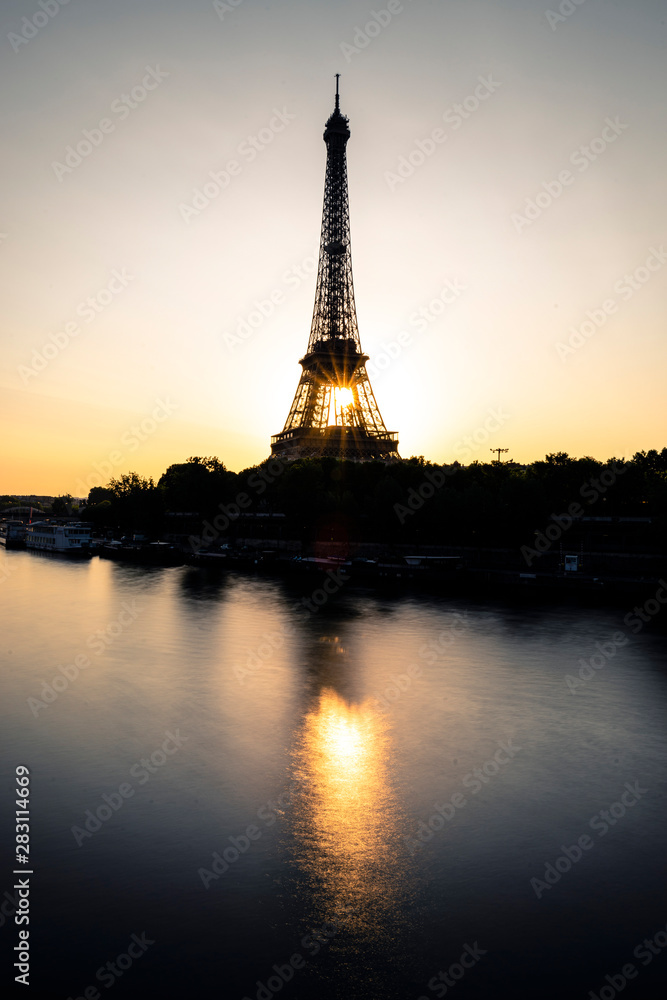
[{"x1": 92, "y1": 535, "x2": 667, "y2": 607}]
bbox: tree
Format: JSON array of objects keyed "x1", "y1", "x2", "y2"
[
  {"x1": 106, "y1": 473, "x2": 164, "y2": 533},
  {"x1": 83, "y1": 500, "x2": 113, "y2": 529},
  {"x1": 51, "y1": 494, "x2": 72, "y2": 516},
  {"x1": 158, "y1": 457, "x2": 237, "y2": 515},
  {"x1": 86, "y1": 486, "x2": 114, "y2": 506}
]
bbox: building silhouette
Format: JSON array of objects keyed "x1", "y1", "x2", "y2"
[{"x1": 271, "y1": 77, "x2": 399, "y2": 462}]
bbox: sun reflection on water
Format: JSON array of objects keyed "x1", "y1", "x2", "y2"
[{"x1": 289, "y1": 683, "x2": 411, "y2": 942}]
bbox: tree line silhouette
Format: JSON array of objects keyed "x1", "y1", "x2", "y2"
[{"x1": 78, "y1": 450, "x2": 667, "y2": 551}]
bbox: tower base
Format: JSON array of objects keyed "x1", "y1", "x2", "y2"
[{"x1": 271, "y1": 426, "x2": 400, "y2": 462}]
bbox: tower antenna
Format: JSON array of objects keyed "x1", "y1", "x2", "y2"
[{"x1": 335, "y1": 73, "x2": 340, "y2": 110}]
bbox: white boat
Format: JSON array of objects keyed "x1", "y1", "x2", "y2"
[
  {"x1": 25, "y1": 521, "x2": 92, "y2": 556},
  {"x1": 0, "y1": 520, "x2": 26, "y2": 549}
]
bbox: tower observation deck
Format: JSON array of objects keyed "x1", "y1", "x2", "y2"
[{"x1": 271, "y1": 77, "x2": 399, "y2": 462}]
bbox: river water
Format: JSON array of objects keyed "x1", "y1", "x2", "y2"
[{"x1": 1, "y1": 548, "x2": 666, "y2": 999}]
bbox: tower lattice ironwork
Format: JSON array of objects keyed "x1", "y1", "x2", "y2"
[{"x1": 271, "y1": 77, "x2": 399, "y2": 462}]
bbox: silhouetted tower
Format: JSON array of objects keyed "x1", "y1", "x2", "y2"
[{"x1": 271, "y1": 77, "x2": 399, "y2": 462}]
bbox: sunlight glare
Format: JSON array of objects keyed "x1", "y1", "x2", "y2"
[{"x1": 334, "y1": 386, "x2": 354, "y2": 408}]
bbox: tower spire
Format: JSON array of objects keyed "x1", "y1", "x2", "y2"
[{"x1": 271, "y1": 86, "x2": 399, "y2": 463}]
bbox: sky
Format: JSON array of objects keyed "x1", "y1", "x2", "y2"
[{"x1": 1, "y1": 0, "x2": 666, "y2": 495}]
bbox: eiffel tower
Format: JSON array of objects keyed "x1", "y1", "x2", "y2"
[{"x1": 271, "y1": 77, "x2": 400, "y2": 462}]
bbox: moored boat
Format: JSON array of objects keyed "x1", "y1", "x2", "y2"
[
  {"x1": 99, "y1": 540, "x2": 184, "y2": 566},
  {"x1": 0, "y1": 520, "x2": 27, "y2": 549},
  {"x1": 25, "y1": 521, "x2": 92, "y2": 556}
]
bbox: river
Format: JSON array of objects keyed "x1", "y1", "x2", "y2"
[{"x1": 1, "y1": 547, "x2": 666, "y2": 998}]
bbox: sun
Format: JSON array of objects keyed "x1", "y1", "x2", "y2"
[{"x1": 334, "y1": 387, "x2": 354, "y2": 408}]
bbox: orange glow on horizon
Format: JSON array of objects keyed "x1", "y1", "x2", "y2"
[{"x1": 2, "y1": 9, "x2": 666, "y2": 493}]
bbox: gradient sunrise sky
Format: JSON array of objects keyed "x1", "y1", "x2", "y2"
[{"x1": 1, "y1": 0, "x2": 666, "y2": 495}]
